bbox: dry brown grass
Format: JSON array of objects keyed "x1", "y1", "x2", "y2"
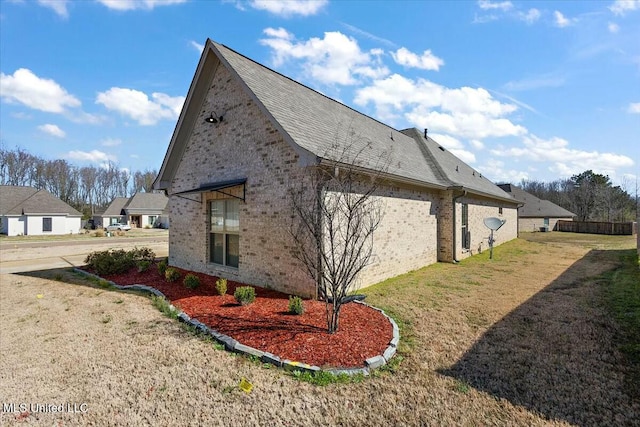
[{"x1": 1, "y1": 233, "x2": 638, "y2": 426}]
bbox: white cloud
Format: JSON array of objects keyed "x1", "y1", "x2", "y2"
[
  {"x1": 627, "y1": 102, "x2": 640, "y2": 113},
  {"x1": 491, "y1": 134, "x2": 634, "y2": 178},
  {"x1": 96, "y1": 87, "x2": 185, "y2": 125},
  {"x1": 37, "y1": 124, "x2": 66, "y2": 138},
  {"x1": 553, "y1": 11, "x2": 572, "y2": 27},
  {"x1": 429, "y1": 133, "x2": 464, "y2": 150},
  {"x1": 610, "y1": 0, "x2": 640, "y2": 15},
  {"x1": 0, "y1": 68, "x2": 81, "y2": 113},
  {"x1": 391, "y1": 47, "x2": 444, "y2": 71},
  {"x1": 263, "y1": 27, "x2": 293, "y2": 40},
  {"x1": 260, "y1": 28, "x2": 389, "y2": 86},
  {"x1": 37, "y1": 0, "x2": 69, "y2": 17},
  {"x1": 470, "y1": 139, "x2": 485, "y2": 150},
  {"x1": 518, "y1": 8, "x2": 541, "y2": 24},
  {"x1": 101, "y1": 138, "x2": 122, "y2": 147},
  {"x1": 355, "y1": 74, "x2": 525, "y2": 140},
  {"x1": 478, "y1": 158, "x2": 530, "y2": 183},
  {"x1": 190, "y1": 40, "x2": 204, "y2": 53},
  {"x1": 407, "y1": 108, "x2": 526, "y2": 140},
  {"x1": 478, "y1": 0, "x2": 513, "y2": 11},
  {"x1": 608, "y1": 22, "x2": 620, "y2": 32},
  {"x1": 66, "y1": 149, "x2": 117, "y2": 163},
  {"x1": 97, "y1": 0, "x2": 187, "y2": 11},
  {"x1": 250, "y1": 0, "x2": 327, "y2": 16},
  {"x1": 430, "y1": 133, "x2": 476, "y2": 164}
]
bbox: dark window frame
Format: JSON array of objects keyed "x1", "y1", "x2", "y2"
[
  {"x1": 461, "y1": 203, "x2": 470, "y2": 250},
  {"x1": 42, "y1": 217, "x2": 52, "y2": 232},
  {"x1": 209, "y1": 199, "x2": 240, "y2": 268}
]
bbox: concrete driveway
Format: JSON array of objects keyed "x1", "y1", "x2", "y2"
[{"x1": 0, "y1": 232, "x2": 168, "y2": 274}]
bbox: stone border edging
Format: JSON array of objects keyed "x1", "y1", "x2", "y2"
[{"x1": 73, "y1": 268, "x2": 400, "y2": 376}]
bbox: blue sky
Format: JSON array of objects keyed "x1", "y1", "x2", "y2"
[{"x1": 1, "y1": 0, "x2": 638, "y2": 188}]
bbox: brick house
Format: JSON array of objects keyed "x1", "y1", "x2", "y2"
[
  {"x1": 498, "y1": 184, "x2": 575, "y2": 232},
  {"x1": 154, "y1": 39, "x2": 519, "y2": 297}
]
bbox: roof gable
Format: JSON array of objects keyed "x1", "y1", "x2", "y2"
[
  {"x1": 0, "y1": 185, "x2": 82, "y2": 216},
  {"x1": 102, "y1": 197, "x2": 129, "y2": 216}
]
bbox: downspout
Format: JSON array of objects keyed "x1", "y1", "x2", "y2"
[
  {"x1": 452, "y1": 189, "x2": 467, "y2": 263},
  {"x1": 314, "y1": 160, "x2": 326, "y2": 301}
]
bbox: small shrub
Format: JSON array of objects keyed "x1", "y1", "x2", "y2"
[
  {"x1": 234, "y1": 286, "x2": 256, "y2": 305},
  {"x1": 184, "y1": 273, "x2": 200, "y2": 289},
  {"x1": 165, "y1": 267, "x2": 180, "y2": 282},
  {"x1": 84, "y1": 249, "x2": 135, "y2": 276},
  {"x1": 215, "y1": 278, "x2": 228, "y2": 296},
  {"x1": 137, "y1": 260, "x2": 151, "y2": 272},
  {"x1": 93, "y1": 229, "x2": 105, "y2": 237},
  {"x1": 288, "y1": 295, "x2": 304, "y2": 315},
  {"x1": 157, "y1": 258, "x2": 168, "y2": 276},
  {"x1": 130, "y1": 247, "x2": 156, "y2": 263},
  {"x1": 84, "y1": 247, "x2": 156, "y2": 276}
]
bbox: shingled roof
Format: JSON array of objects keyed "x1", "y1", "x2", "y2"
[
  {"x1": 124, "y1": 192, "x2": 168, "y2": 213},
  {"x1": 103, "y1": 193, "x2": 168, "y2": 216},
  {"x1": 156, "y1": 39, "x2": 517, "y2": 204},
  {"x1": 102, "y1": 197, "x2": 129, "y2": 216},
  {"x1": 498, "y1": 184, "x2": 575, "y2": 218},
  {"x1": 0, "y1": 186, "x2": 82, "y2": 216}
]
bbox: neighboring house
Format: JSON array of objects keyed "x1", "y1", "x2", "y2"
[
  {"x1": 153, "y1": 39, "x2": 520, "y2": 298},
  {"x1": 498, "y1": 184, "x2": 575, "y2": 232},
  {"x1": 123, "y1": 192, "x2": 169, "y2": 228},
  {"x1": 100, "y1": 197, "x2": 129, "y2": 228},
  {"x1": 0, "y1": 185, "x2": 82, "y2": 236},
  {"x1": 101, "y1": 193, "x2": 168, "y2": 229}
]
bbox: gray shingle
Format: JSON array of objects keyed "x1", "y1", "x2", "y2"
[
  {"x1": 124, "y1": 193, "x2": 168, "y2": 212},
  {"x1": 102, "y1": 197, "x2": 129, "y2": 216},
  {"x1": 0, "y1": 186, "x2": 82, "y2": 216},
  {"x1": 498, "y1": 184, "x2": 575, "y2": 217},
  {"x1": 213, "y1": 42, "x2": 516, "y2": 202}
]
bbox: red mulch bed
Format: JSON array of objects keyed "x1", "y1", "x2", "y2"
[{"x1": 89, "y1": 264, "x2": 392, "y2": 368}]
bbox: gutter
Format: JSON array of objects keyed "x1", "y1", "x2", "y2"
[{"x1": 452, "y1": 188, "x2": 467, "y2": 263}]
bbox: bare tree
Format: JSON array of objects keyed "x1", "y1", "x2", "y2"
[
  {"x1": 289, "y1": 140, "x2": 387, "y2": 333},
  {"x1": 132, "y1": 169, "x2": 158, "y2": 193}
]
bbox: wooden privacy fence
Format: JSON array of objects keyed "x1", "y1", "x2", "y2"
[{"x1": 556, "y1": 220, "x2": 637, "y2": 235}]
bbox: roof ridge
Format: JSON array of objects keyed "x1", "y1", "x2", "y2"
[
  {"x1": 4, "y1": 187, "x2": 39, "y2": 215},
  {"x1": 217, "y1": 42, "x2": 401, "y2": 135},
  {"x1": 400, "y1": 128, "x2": 451, "y2": 185}
]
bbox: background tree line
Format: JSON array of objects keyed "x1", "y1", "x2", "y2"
[
  {"x1": 508, "y1": 170, "x2": 638, "y2": 222},
  {"x1": 0, "y1": 147, "x2": 158, "y2": 218}
]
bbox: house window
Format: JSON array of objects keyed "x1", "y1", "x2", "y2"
[
  {"x1": 43, "y1": 217, "x2": 52, "y2": 232},
  {"x1": 461, "y1": 203, "x2": 470, "y2": 250},
  {"x1": 209, "y1": 199, "x2": 239, "y2": 268},
  {"x1": 498, "y1": 207, "x2": 503, "y2": 215}
]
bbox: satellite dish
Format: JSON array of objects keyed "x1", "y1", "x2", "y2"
[
  {"x1": 484, "y1": 217, "x2": 505, "y2": 231},
  {"x1": 483, "y1": 217, "x2": 506, "y2": 259}
]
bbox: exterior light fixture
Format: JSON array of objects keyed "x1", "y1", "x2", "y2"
[{"x1": 205, "y1": 111, "x2": 224, "y2": 124}]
